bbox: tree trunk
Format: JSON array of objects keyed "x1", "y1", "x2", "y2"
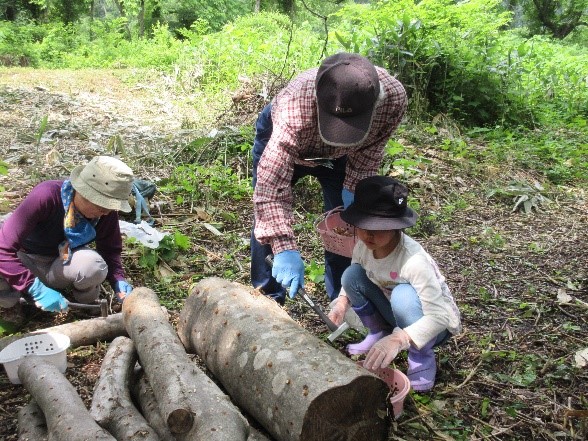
[
  {"x1": 0, "y1": 313, "x2": 126, "y2": 352},
  {"x1": 177, "y1": 278, "x2": 390, "y2": 441},
  {"x1": 17, "y1": 357, "x2": 115, "y2": 441},
  {"x1": 131, "y1": 368, "x2": 177, "y2": 441},
  {"x1": 17, "y1": 400, "x2": 48, "y2": 441},
  {"x1": 122, "y1": 287, "x2": 250, "y2": 440},
  {"x1": 138, "y1": 0, "x2": 145, "y2": 38},
  {"x1": 90, "y1": 336, "x2": 159, "y2": 441}
]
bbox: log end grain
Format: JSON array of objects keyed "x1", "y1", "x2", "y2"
[
  {"x1": 167, "y1": 408, "x2": 194, "y2": 435},
  {"x1": 300, "y1": 376, "x2": 389, "y2": 441}
]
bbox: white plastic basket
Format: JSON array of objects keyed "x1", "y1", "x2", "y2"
[{"x1": 0, "y1": 332, "x2": 70, "y2": 384}]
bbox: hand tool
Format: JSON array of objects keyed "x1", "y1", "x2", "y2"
[
  {"x1": 20, "y1": 297, "x2": 109, "y2": 318},
  {"x1": 266, "y1": 255, "x2": 349, "y2": 342}
]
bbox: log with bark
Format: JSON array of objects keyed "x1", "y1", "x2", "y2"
[
  {"x1": 131, "y1": 368, "x2": 176, "y2": 441},
  {"x1": 17, "y1": 400, "x2": 48, "y2": 441},
  {"x1": 90, "y1": 336, "x2": 160, "y2": 441},
  {"x1": 131, "y1": 366, "x2": 273, "y2": 441},
  {"x1": 17, "y1": 357, "x2": 115, "y2": 441},
  {"x1": 177, "y1": 278, "x2": 390, "y2": 441},
  {"x1": 247, "y1": 426, "x2": 274, "y2": 441},
  {"x1": 123, "y1": 286, "x2": 250, "y2": 440},
  {"x1": 0, "y1": 313, "x2": 126, "y2": 352}
]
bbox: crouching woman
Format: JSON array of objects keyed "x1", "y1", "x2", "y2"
[{"x1": 0, "y1": 156, "x2": 135, "y2": 320}]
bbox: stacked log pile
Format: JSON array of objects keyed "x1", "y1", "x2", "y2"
[{"x1": 4, "y1": 280, "x2": 391, "y2": 441}]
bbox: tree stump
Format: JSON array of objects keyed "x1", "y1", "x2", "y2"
[
  {"x1": 177, "y1": 278, "x2": 390, "y2": 441},
  {"x1": 123, "y1": 286, "x2": 250, "y2": 440}
]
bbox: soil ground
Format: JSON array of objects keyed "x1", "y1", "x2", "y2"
[{"x1": 0, "y1": 67, "x2": 586, "y2": 440}]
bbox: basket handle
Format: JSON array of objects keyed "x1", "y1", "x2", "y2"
[{"x1": 324, "y1": 206, "x2": 344, "y2": 231}]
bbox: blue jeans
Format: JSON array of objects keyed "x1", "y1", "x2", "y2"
[
  {"x1": 342, "y1": 263, "x2": 449, "y2": 347},
  {"x1": 251, "y1": 104, "x2": 351, "y2": 304}
]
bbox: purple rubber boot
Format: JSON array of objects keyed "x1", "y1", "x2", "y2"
[
  {"x1": 407, "y1": 339, "x2": 437, "y2": 391},
  {"x1": 346, "y1": 301, "x2": 392, "y2": 355}
]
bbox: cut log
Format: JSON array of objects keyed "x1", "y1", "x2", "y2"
[
  {"x1": 17, "y1": 400, "x2": 48, "y2": 441},
  {"x1": 248, "y1": 426, "x2": 274, "y2": 441},
  {"x1": 134, "y1": 365, "x2": 274, "y2": 441},
  {"x1": 17, "y1": 357, "x2": 115, "y2": 441},
  {"x1": 90, "y1": 336, "x2": 159, "y2": 440},
  {"x1": 131, "y1": 368, "x2": 176, "y2": 441},
  {"x1": 123, "y1": 286, "x2": 250, "y2": 440},
  {"x1": 177, "y1": 278, "x2": 390, "y2": 441},
  {"x1": 0, "y1": 313, "x2": 126, "y2": 352}
]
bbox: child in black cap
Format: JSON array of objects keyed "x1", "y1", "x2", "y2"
[{"x1": 328, "y1": 176, "x2": 461, "y2": 391}]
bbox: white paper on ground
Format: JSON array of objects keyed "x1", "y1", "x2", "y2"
[
  {"x1": 575, "y1": 348, "x2": 588, "y2": 368},
  {"x1": 119, "y1": 220, "x2": 169, "y2": 249}
]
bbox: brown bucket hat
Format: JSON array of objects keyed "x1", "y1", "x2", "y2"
[
  {"x1": 315, "y1": 52, "x2": 380, "y2": 147},
  {"x1": 341, "y1": 176, "x2": 418, "y2": 230}
]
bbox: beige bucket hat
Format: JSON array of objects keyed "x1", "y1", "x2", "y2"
[{"x1": 70, "y1": 156, "x2": 134, "y2": 212}]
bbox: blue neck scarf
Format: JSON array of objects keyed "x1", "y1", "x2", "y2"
[{"x1": 60, "y1": 180, "x2": 98, "y2": 263}]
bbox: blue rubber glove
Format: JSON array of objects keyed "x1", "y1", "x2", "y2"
[
  {"x1": 342, "y1": 188, "x2": 354, "y2": 209},
  {"x1": 272, "y1": 250, "x2": 305, "y2": 299},
  {"x1": 28, "y1": 277, "x2": 68, "y2": 313},
  {"x1": 115, "y1": 280, "x2": 133, "y2": 303}
]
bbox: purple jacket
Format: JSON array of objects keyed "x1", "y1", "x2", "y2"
[{"x1": 0, "y1": 180, "x2": 127, "y2": 292}]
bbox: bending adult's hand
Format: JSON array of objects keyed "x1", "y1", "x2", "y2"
[
  {"x1": 272, "y1": 250, "x2": 304, "y2": 299},
  {"x1": 364, "y1": 327, "x2": 410, "y2": 371},
  {"x1": 115, "y1": 280, "x2": 133, "y2": 303},
  {"x1": 28, "y1": 277, "x2": 69, "y2": 313},
  {"x1": 342, "y1": 188, "x2": 354, "y2": 209}
]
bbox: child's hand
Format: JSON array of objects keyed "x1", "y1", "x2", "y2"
[
  {"x1": 328, "y1": 295, "x2": 350, "y2": 326},
  {"x1": 364, "y1": 327, "x2": 410, "y2": 370}
]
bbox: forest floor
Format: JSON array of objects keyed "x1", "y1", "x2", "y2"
[{"x1": 0, "y1": 67, "x2": 587, "y2": 440}]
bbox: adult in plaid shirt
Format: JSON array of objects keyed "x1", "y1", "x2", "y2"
[{"x1": 251, "y1": 52, "x2": 407, "y2": 304}]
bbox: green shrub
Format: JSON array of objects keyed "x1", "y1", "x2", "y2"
[
  {"x1": 59, "y1": 20, "x2": 184, "y2": 68},
  {"x1": 159, "y1": 160, "x2": 252, "y2": 210},
  {"x1": 0, "y1": 20, "x2": 46, "y2": 66},
  {"x1": 160, "y1": 0, "x2": 252, "y2": 35},
  {"x1": 176, "y1": 12, "x2": 323, "y2": 93},
  {"x1": 329, "y1": 0, "x2": 587, "y2": 128}
]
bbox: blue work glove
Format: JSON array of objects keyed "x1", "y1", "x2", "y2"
[
  {"x1": 272, "y1": 250, "x2": 305, "y2": 299},
  {"x1": 28, "y1": 277, "x2": 68, "y2": 313},
  {"x1": 342, "y1": 188, "x2": 354, "y2": 209},
  {"x1": 115, "y1": 280, "x2": 133, "y2": 303}
]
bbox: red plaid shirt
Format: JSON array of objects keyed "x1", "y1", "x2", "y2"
[{"x1": 254, "y1": 67, "x2": 407, "y2": 254}]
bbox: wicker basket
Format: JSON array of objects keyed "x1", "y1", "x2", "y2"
[{"x1": 315, "y1": 207, "x2": 357, "y2": 258}]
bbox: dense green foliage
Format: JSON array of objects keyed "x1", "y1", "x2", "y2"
[
  {"x1": 0, "y1": 0, "x2": 586, "y2": 186},
  {"x1": 331, "y1": 0, "x2": 587, "y2": 127}
]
